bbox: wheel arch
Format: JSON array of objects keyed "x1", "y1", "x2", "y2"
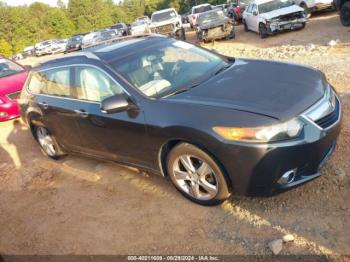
[{"x1": 157, "y1": 139, "x2": 233, "y2": 192}]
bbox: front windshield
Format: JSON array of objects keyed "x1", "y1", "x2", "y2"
[
  {"x1": 194, "y1": 5, "x2": 212, "y2": 13},
  {"x1": 152, "y1": 10, "x2": 177, "y2": 23},
  {"x1": 259, "y1": 0, "x2": 294, "y2": 13},
  {"x1": 0, "y1": 59, "x2": 24, "y2": 78},
  {"x1": 198, "y1": 10, "x2": 225, "y2": 24},
  {"x1": 110, "y1": 39, "x2": 230, "y2": 98},
  {"x1": 132, "y1": 21, "x2": 145, "y2": 27}
]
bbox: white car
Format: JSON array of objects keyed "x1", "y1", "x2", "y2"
[
  {"x1": 34, "y1": 40, "x2": 54, "y2": 56},
  {"x1": 293, "y1": 0, "x2": 334, "y2": 17},
  {"x1": 131, "y1": 20, "x2": 151, "y2": 35},
  {"x1": 242, "y1": 0, "x2": 307, "y2": 38},
  {"x1": 81, "y1": 31, "x2": 101, "y2": 49},
  {"x1": 188, "y1": 3, "x2": 213, "y2": 28},
  {"x1": 150, "y1": 8, "x2": 185, "y2": 40},
  {"x1": 51, "y1": 39, "x2": 68, "y2": 54}
]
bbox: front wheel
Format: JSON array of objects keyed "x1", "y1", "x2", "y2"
[
  {"x1": 167, "y1": 143, "x2": 231, "y2": 206},
  {"x1": 176, "y1": 27, "x2": 186, "y2": 40},
  {"x1": 340, "y1": 2, "x2": 350, "y2": 26},
  {"x1": 259, "y1": 23, "x2": 268, "y2": 38},
  {"x1": 243, "y1": 20, "x2": 249, "y2": 32}
]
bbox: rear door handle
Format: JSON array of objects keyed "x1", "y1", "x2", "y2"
[
  {"x1": 38, "y1": 102, "x2": 49, "y2": 110},
  {"x1": 74, "y1": 109, "x2": 89, "y2": 118}
]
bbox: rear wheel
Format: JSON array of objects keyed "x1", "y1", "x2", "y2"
[
  {"x1": 167, "y1": 143, "x2": 230, "y2": 206},
  {"x1": 340, "y1": 2, "x2": 350, "y2": 26},
  {"x1": 176, "y1": 28, "x2": 186, "y2": 41},
  {"x1": 259, "y1": 23, "x2": 268, "y2": 38},
  {"x1": 35, "y1": 126, "x2": 64, "y2": 160}
]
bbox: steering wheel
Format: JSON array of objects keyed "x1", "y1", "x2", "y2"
[{"x1": 170, "y1": 60, "x2": 185, "y2": 77}]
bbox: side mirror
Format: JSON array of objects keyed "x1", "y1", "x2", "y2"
[
  {"x1": 101, "y1": 94, "x2": 136, "y2": 114},
  {"x1": 253, "y1": 11, "x2": 258, "y2": 16}
]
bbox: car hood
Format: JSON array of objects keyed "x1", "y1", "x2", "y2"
[
  {"x1": 260, "y1": 5, "x2": 303, "y2": 20},
  {"x1": 151, "y1": 18, "x2": 178, "y2": 27},
  {"x1": 0, "y1": 71, "x2": 28, "y2": 96},
  {"x1": 198, "y1": 17, "x2": 229, "y2": 29},
  {"x1": 168, "y1": 59, "x2": 326, "y2": 121}
]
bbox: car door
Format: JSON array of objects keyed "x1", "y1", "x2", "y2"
[
  {"x1": 244, "y1": 4, "x2": 253, "y2": 29},
  {"x1": 31, "y1": 67, "x2": 84, "y2": 151},
  {"x1": 250, "y1": 4, "x2": 260, "y2": 32},
  {"x1": 70, "y1": 65, "x2": 150, "y2": 166}
]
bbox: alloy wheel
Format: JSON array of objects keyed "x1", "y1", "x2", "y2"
[
  {"x1": 36, "y1": 127, "x2": 57, "y2": 157},
  {"x1": 172, "y1": 155, "x2": 218, "y2": 200}
]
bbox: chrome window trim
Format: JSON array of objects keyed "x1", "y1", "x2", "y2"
[
  {"x1": 301, "y1": 86, "x2": 341, "y2": 131},
  {"x1": 26, "y1": 63, "x2": 131, "y2": 105}
]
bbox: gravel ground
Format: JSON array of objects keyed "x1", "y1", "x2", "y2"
[{"x1": 0, "y1": 11, "x2": 349, "y2": 257}]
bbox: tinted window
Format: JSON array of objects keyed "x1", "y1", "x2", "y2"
[
  {"x1": 74, "y1": 66, "x2": 124, "y2": 102},
  {"x1": 152, "y1": 10, "x2": 177, "y2": 22},
  {"x1": 259, "y1": 0, "x2": 294, "y2": 13},
  {"x1": 27, "y1": 72, "x2": 46, "y2": 94},
  {"x1": 251, "y1": 4, "x2": 258, "y2": 13},
  {"x1": 42, "y1": 68, "x2": 71, "y2": 97},
  {"x1": 193, "y1": 5, "x2": 212, "y2": 13},
  {"x1": 246, "y1": 5, "x2": 253, "y2": 13}
]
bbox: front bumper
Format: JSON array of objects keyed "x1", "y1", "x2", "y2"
[
  {"x1": 0, "y1": 100, "x2": 20, "y2": 122},
  {"x1": 267, "y1": 18, "x2": 307, "y2": 33},
  {"x1": 215, "y1": 95, "x2": 342, "y2": 196}
]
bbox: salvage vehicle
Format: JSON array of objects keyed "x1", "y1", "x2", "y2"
[
  {"x1": 19, "y1": 35, "x2": 341, "y2": 206},
  {"x1": 0, "y1": 57, "x2": 29, "y2": 121},
  {"x1": 34, "y1": 40, "x2": 54, "y2": 56},
  {"x1": 22, "y1": 46, "x2": 35, "y2": 58},
  {"x1": 130, "y1": 20, "x2": 151, "y2": 35},
  {"x1": 66, "y1": 34, "x2": 85, "y2": 53},
  {"x1": 196, "y1": 9, "x2": 235, "y2": 42},
  {"x1": 335, "y1": 0, "x2": 350, "y2": 25},
  {"x1": 189, "y1": 3, "x2": 213, "y2": 28},
  {"x1": 136, "y1": 16, "x2": 151, "y2": 24},
  {"x1": 51, "y1": 39, "x2": 68, "y2": 54},
  {"x1": 242, "y1": 0, "x2": 307, "y2": 38},
  {"x1": 110, "y1": 23, "x2": 130, "y2": 36},
  {"x1": 150, "y1": 8, "x2": 186, "y2": 40},
  {"x1": 293, "y1": 0, "x2": 335, "y2": 17}
]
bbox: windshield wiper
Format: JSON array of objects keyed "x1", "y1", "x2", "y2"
[{"x1": 164, "y1": 82, "x2": 202, "y2": 98}]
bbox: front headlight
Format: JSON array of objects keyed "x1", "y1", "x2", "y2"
[{"x1": 213, "y1": 118, "x2": 304, "y2": 143}]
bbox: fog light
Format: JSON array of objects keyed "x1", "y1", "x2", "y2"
[
  {"x1": 0, "y1": 112, "x2": 8, "y2": 117},
  {"x1": 278, "y1": 169, "x2": 297, "y2": 185}
]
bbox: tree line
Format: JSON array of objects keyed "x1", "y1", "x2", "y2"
[{"x1": 0, "y1": 0, "x2": 225, "y2": 56}]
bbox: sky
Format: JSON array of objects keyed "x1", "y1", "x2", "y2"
[{"x1": 3, "y1": 0, "x2": 68, "y2": 7}]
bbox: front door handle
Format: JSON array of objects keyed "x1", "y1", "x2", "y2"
[
  {"x1": 38, "y1": 102, "x2": 49, "y2": 110},
  {"x1": 74, "y1": 109, "x2": 89, "y2": 118}
]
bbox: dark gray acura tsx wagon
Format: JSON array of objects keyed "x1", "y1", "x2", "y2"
[{"x1": 19, "y1": 35, "x2": 341, "y2": 205}]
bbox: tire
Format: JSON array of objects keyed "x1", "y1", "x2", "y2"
[
  {"x1": 243, "y1": 19, "x2": 249, "y2": 32},
  {"x1": 196, "y1": 31, "x2": 203, "y2": 42},
  {"x1": 227, "y1": 27, "x2": 235, "y2": 39},
  {"x1": 259, "y1": 23, "x2": 268, "y2": 38},
  {"x1": 301, "y1": 3, "x2": 311, "y2": 18},
  {"x1": 167, "y1": 143, "x2": 231, "y2": 206},
  {"x1": 340, "y1": 2, "x2": 350, "y2": 26},
  {"x1": 34, "y1": 125, "x2": 65, "y2": 160},
  {"x1": 176, "y1": 28, "x2": 186, "y2": 41}
]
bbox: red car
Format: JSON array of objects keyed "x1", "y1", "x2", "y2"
[{"x1": 0, "y1": 57, "x2": 29, "y2": 122}]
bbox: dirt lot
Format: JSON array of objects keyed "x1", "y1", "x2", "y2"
[{"x1": 0, "y1": 11, "x2": 349, "y2": 257}]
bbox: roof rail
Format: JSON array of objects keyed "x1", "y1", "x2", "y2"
[{"x1": 82, "y1": 34, "x2": 152, "y2": 50}]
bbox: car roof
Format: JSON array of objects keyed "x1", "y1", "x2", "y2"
[
  {"x1": 32, "y1": 35, "x2": 167, "y2": 71},
  {"x1": 193, "y1": 3, "x2": 211, "y2": 8}
]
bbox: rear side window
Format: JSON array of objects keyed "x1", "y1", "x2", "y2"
[
  {"x1": 41, "y1": 68, "x2": 71, "y2": 97},
  {"x1": 27, "y1": 67, "x2": 71, "y2": 97},
  {"x1": 73, "y1": 66, "x2": 124, "y2": 102}
]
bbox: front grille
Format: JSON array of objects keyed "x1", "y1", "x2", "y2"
[
  {"x1": 279, "y1": 11, "x2": 304, "y2": 21},
  {"x1": 315, "y1": 99, "x2": 339, "y2": 129},
  {"x1": 155, "y1": 24, "x2": 174, "y2": 34},
  {"x1": 7, "y1": 91, "x2": 21, "y2": 101}
]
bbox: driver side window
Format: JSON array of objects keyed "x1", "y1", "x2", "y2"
[
  {"x1": 246, "y1": 5, "x2": 253, "y2": 13},
  {"x1": 251, "y1": 4, "x2": 258, "y2": 14},
  {"x1": 73, "y1": 66, "x2": 124, "y2": 102}
]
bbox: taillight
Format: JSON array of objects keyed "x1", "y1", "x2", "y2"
[{"x1": 192, "y1": 15, "x2": 196, "y2": 21}]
